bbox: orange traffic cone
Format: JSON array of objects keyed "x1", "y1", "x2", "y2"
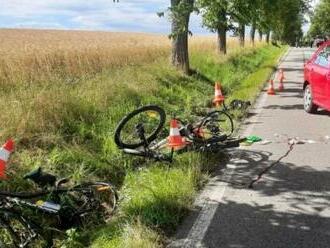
[
  {"x1": 267, "y1": 80, "x2": 276, "y2": 95},
  {"x1": 278, "y1": 69, "x2": 285, "y2": 91},
  {"x1": 213, "y1": 82, "x2": 225, "y2": 107},
  {"x1": 168, "y1": 119, "x2": 186, "y2": 150},
  {"x1": 0, "y1": 139, "x2": 14, "y2": 179}
]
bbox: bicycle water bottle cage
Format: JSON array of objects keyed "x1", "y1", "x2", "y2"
[{"x1": 23, "y1": 167, "x2": 57, "y2": 188}]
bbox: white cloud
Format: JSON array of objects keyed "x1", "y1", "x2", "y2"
[{"x1": 0, "y1": 0, "x2": 181, "y2": 33}]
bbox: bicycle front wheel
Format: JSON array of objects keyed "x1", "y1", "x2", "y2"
[
  {"x1": 0, "y1": 209, "x2": 51, "y2": 248},
  {"x1": 114, "y1": 105, "x2": 166, "y2": 149}
]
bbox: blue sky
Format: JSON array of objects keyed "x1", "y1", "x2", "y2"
[
  {"x1": 0, "y1": 0, "x2": 319, "y2": 34},
  {"x1": 0, "y1": 0, "x2": 207, "y2": 34}
]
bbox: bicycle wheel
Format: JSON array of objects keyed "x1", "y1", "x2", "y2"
[
  {"x1": 65, "y1": 182, "x2": 118, "y2": 225},
  {"x1": 114, "y1": 105, "x2": 166, "y2": 149},
  {"x1": 0, "y1": 209, "x2": 51, "y2": 248},
  {"x1": 192, "y1": 110, "x2": 234, "y2": 144}
]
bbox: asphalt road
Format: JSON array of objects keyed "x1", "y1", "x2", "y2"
[{"x1": 170, "y1": 47, "x2": 330, "y2": 248}]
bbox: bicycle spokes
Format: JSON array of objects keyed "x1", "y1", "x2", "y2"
[{"x1": 119, "y1": 111, "x2": 163, "y2": 146}]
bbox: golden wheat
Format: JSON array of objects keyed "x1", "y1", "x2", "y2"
[
  {"x1": 0, "y1": 29, "x2": 262, "y2": 85},
  {"x1": 0, "y1": 29, "x2": 263, "y2": 144}
]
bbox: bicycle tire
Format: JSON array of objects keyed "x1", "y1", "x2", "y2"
[
  {"x1": 192, "y1": 110, "x2": 234, "y2": 144},
  {"x1": 114, "y1": 105, "x2": 166, "y2": 149},
  {"x1": 69, "y1": 182, "x2": 118, "y2": 223},
  {"x1": 0, "y1": 209, "x2": 51, "y2": 248}
]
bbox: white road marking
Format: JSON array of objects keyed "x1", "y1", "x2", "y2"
[
  {"x1": 175, "y1": 92, "x2": 271, "y2": 248},
  {"x1": 169, "y1": 48, "x2": 293, "y2": 248}
]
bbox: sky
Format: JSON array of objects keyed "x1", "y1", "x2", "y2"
[{"x1": 0, "y1": 0, "x2": 320, "y2": 34}]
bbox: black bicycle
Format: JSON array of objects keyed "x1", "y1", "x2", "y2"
[
  {"x1": 0, "y1": 167, "x2": 118, "y2": 247},
  {"x1": 114, "y1": 105, "x2": 245, "y2": 162}
]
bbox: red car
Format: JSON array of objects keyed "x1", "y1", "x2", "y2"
[{"x1": 304, "y1": 41, "x2": 330, "y2": 113}]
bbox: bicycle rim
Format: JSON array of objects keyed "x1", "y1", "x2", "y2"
[
  {"x1": 194, "y1": 111, "x2": 234, "y2": 143},
  {"x1": 114, "y1": 105, "x2": 166, "y2": 149}
]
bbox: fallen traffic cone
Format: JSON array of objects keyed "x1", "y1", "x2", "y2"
[
  {"x1": 0, "y1": 139, "x2": 14, "y2": 179},
  {"x1": 278, "y1": 69, "x2": 285, "y2": 91},
  {"x1": 267, "y1": 80, "x2": 276, "y2": 95},
  {"x1": 168, "y1": 119, "x2": 186, "y2": 150},
  {"x1": 213, "y1": 82, "x2": 225, "y2": 107}
]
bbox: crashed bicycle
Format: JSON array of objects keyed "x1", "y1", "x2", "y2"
[
  {"x1": 114, "y1": 104, "x2": 246, "y2": 162},
  {"x1": 0, "y1": 167, "x2": 118, "y2": 248}
]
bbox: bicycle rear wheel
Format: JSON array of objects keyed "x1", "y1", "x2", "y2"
[
  {"x1": 66, "y1": 182, "x2": 118, "y2": 225},
  {"x1": 114, "y1": 105, "x2": 166, "y2": 149},
  {"x1": 0, "y1": 209, "x2": 51, "y2": 248},
  {"x1": 192, "y1": 110, "x2": 234, "y2": 144}
]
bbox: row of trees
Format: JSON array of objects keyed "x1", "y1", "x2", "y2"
[
  {"x1": 170, "y1": 0, "x2": 309, "y2": 74},
  {"x1": 116, "y1": 0, "x2": 309, "y2": 74},
  {"x1": 308, "y1": 0, "x2": 330, "y2": 38}
]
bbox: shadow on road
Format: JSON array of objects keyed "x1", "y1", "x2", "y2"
[
  {"x1": 203, "y1": 200, "x2": 330, "y2": 248},
  {"x1": 173, "y1": 148, "x2": 330, "y2": 248}
]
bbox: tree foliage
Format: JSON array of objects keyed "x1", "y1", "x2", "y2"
[
  {"x1": 309, "y1": 0, "x2": 330, "y2": 38},
  {"x1": 115, "y1": 0, "x2": 309, "y2": 72}
]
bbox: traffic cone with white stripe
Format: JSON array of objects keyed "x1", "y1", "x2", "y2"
[
  {"x1": 0, "y1": 139, "x2": 14, "y2": 179},
  {"x1": 168, "y1": 119, "x2": 186, "y2": 150},
  {"x1": 267, "y1": 80, "x2": 276, "y2": 95},
  {"x1": 213, "y1": 82, "x2": 225, "y2": 107},
  {"x1": 278, "y1": 69, "x2": 285, "y2": 91}
]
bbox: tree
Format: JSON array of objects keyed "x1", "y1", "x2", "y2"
[
  {"x1": 197, "y1": 0, "x2": 230, "y2": 54},
  {"x1": 228, "y1": 0, "x2": 257, "y2": 47},
  {"x1": 118, "y1": 0, "x2": 195, "y2": 74},
  {"x1": 271, "y1": 0, "x2": 309, "y2": 45},
  {"x1": 309, "y1": 0, "x2": 330, "y2": 38},
  {"x1": 169, "y1": 0, "x2": 195, "y2": 74}
]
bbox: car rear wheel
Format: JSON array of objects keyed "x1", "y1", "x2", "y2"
[{"x1": 304, "y1": 84, "x2": 318, "y2": 113}]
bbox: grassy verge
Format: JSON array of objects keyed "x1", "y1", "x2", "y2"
[
  {"x1": 80, "y1": 45, "x2": 286, "y2": 247},
  {"x1": 1, "y1": 41, "x2": 286, "y2": 247}
]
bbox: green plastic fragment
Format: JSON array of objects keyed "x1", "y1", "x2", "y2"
[{"x1": 246, "y1": 135, "x2": 262, "y2": 143}]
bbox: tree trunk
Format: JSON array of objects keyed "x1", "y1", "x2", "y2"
[
  {"x1": 238, "y1": 23, "x2": 245, "y2": 47},
  {"x1": 170, "y1": 0, "x2": 193, "y2": 75},
  {"x1": 250, "y1": 24, "x2": 256, "y2": 46},
  {"x1": 217, "y1": 27, "x2": 227, "y2": 55},
  {"x1": 258, "y1": 30, "x2": 263, "y2": 42},
  {"x1": 266, "y1": 31, "x2": 270, "y2": 43},
  {"x1": 216, "y1": 10, "x2": 227, "y2": 55}
]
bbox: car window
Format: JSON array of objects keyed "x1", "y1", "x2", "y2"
[{"x1": 315, "y1": 48, "x2": 330, "y2": 67}]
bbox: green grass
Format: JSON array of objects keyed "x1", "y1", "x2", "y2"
[{"x1": 1, "y1": 44, "x2": 286, "y2": 247}]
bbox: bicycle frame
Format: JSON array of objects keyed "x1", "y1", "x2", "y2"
[{"x1": 121, "y1": 115, "x2": 240, "y2": 162}]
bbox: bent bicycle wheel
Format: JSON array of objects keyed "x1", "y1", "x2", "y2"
[
  {"x1": 69, "y1": 182, "x2": 118, "y2": 225},
  {"x1": 114, "y1": 105, "x2": 166, "y2": 149},
  {"x1": 192, "y1": 110, "x2": 234, "y2": 144},
  {"x1": 0, "y1": 210, "x2": 51, "y2": 248}
]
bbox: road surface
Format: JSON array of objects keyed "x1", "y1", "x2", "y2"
[{"x1": 170, "y1": 47, "x2": 330, "y2": 248}]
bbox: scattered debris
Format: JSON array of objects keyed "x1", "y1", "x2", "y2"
[
  {"x1": 248, "y1": 140, "x2": 295, "y2": 189},
  {"x1": 246, "y1": 135, "x2": 262, "y2": 143},
  {"x1": 260, "y1": 140, "x2": 272, "y2": 145},
  {"x1": 229, "y1": 99, "x2": 251, "y2": 110}
]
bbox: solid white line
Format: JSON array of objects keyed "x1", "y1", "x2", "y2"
[{"x1": 171, "y1": 48, "x2": 293, "y2": 248}]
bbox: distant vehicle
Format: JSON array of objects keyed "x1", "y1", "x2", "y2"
[
  {"x1": 313, "y1": 37, "x2": 326, "y2": 48},
  {"x1": 304, "y1": 41, "x2": 330, "y2": 113}
]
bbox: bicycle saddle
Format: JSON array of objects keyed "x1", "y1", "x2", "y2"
[{"x1": 23, "y1": 167, "x2": 57, "y2": 188}]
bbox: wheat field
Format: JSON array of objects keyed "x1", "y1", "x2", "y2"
[
  {"x1": 0, "y1": 28, "x2": 260, "y2": 146},
  {"x1": 0, "y1": 29, "x2": 254, "y2": 85}
]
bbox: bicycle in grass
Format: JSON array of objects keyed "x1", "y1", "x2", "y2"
[
  {"x1": 114, "y1": 104, "x2": 246, "y2": 162},
  {"x1": 0, "y1": 167, "x2": 118, "y2": 248}
]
